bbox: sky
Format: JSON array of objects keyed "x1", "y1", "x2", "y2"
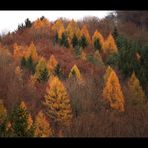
[{"x1": 0, "y1": 11, "x2": 113, "y2": 34}]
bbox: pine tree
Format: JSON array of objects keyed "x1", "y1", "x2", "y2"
[
  {"x1": 34, "y1": 111, "x2": 53, "y2": 137},
  {"x1": 35, "y1": 57, "x2": 49, "y2": 82},
  {"x1": 10, "y1": 101, "x2": 34, "y2": 137},
  {"x1": 25, "y1": 18, "x2": 32, "y2": 28},
  {"x1": 44, "y1": 76, "x2": 72, "y2": 127},
  {"x1": 94, "y1": 38, "x2": 101, "y2": 51},
  {"x1": 112, "y1": 26, "x2": 119, "y2": 41},
  {"x1": 69, "y1": 64, "x2": 81, "y2": 80},
  {"x1": 54, "y1": 63, "x2": 64, "y2": 79},
  {"x1": 103, "y1": 68, "x2": 125, "y2": 112},
  {"x1": 72, "y1": 34, "x2": 79, "y2": 48},
  {"x1": 79, "y1": 35, "x2": 88, "y2": 49},
  {"x1": 60, "y1": 32, "x2": 69, "y2": 48}
]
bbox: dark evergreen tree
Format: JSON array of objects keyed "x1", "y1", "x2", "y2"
[
  {"x1": 79, "y1": 35, "x2": 88, "y2": 49},
  {"x1": 72, "y1": 34, "x2": 79, "y2": 48},
  {"x1": 94, "y1": 38, "x2": 101, "y2": 51}
]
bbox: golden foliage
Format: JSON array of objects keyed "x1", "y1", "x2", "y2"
[
  {"x1": 25, "y1": 42, "x2": 38, "y2": 62},
  {"x1": 103, "y1": 68, "x2": 125, "y2": 112},
  {"x1": 69, "y1": 64, "x2": 81, "y2": 80},
  {"x1": 35, "y1": 57, "x2": 48, "y2": 79},
  {"x1": 92, "y1": 30, "x2": 104, "y2": 48},
  {"x1": 103, "y1": 66, "x2": 113, "y2": 83},
  {"x1": 32, "y1": 18, "x2": 51, "y2": 29},
  {"x1": 81, "y1": 25, "x2": 91, "y2": 45},
  {"x1": 127, "y1": 72, "x2": 145, "y2": 99},
  {"x1": 35, "y1": 110, "x2": 53, "y2": 137},
  {"x1": 103, "y1": 33, "x2": 118, "y2": 54},
  {"x1": 47, "y1": 55, "x2": 58, "y2": 74},
  {"x1": 52, "y1": 19, "x2": 65, "y2": 39},
  {"x1": 15, "y1": 66, "x2": 23, "y2": 78},
  {"x1": 44, "y1": 76, "x2": 72, "y2": 126},
  {"x1": 66, "y1": 19, "x2": 81, "y2": 40}
]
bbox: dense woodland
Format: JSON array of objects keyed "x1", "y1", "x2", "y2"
[{"x1": 0, "y1": 11, "x2": 148, "y2": 137}]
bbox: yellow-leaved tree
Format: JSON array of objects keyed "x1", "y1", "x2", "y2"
[
  {"x1": 47, "y1": 55, "x2": 58, "y2": 75},
  {"x1": 32, "y1": 18, "x2": 43, "y2": 29},
  {"x1": 35, "y1": 57, "x2": 49, "y2": 82},
  {"x1": 44, "y1": 76, "x2": 72, "y2": 128},
  {"x1": 26, "y1": 42, "x2": 38, "y2": 62},
  {"x1": 69, "y1": 64, "x2": 81, "y2": 80},
  {"x1": 103, "y1": 66, "x2": 113, "y2": 83},
  {"x1": 34, "y1": 110, "x2": 53, "y2": 137},
  {"x1": 81, "y1": 25, "x2": 91, "y2": 45},
  {"x1": 66, "y1": 19, "x2": 81, "y2": 40},
  {"x1": 103, "y1": 33, "x2": 118, "y2": 54},
  {"x1": 103, "y1": 68, "x2": 125, "y2": 112},
  {"x1": 92, "y1": 30, "x2": 104, "y2": 49},
  {"x1": 52, "y1": 19, "x2": 65, "y2": 39},
  {"x1": 127, "y1": 72, "x2": 145, "y2": 105}
]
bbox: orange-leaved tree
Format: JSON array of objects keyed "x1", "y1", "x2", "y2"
[
  {"x1": 52, "y1": 19, "x2": 65, "y2": 39},
  {"x1": 44, "y1": 76, "x2": 72, "y2": 128},
  {"x1": 103, "y1": 68, "x2": 125, "y2": 112},
  {"x1": 66, "y1": 19, "x2": 81, "y2": 40},
  {"x1": 92, "y1": 30, "x2": 104, "y2": 51},
  {"x1": 127, "y1": 72, "x2": 145, "y2": 105},
  {"x1": 34, "y1": 110, "x2": 53, "y2": 137},
  {"x1": 25, "y1": 42, "x2": 38, "y2": 62},
  {"x1": 103, "y1": 33, "x2": 118, "y2": 54},
  {"x1": 81, "y1": 25, "x2": 91, "y2": 45},
  {"x1": 47, "y1": 55, "x2": 58, "y2": 75}
]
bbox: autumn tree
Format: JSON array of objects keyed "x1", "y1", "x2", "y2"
[
  {"x1": 47, "y1": 55, "x2": 58, "y2": 75},
  {"x1": 92, "y1": 30, "x2": 104, "y2": 51},
  {"x1": 10, "y1": 101, "x2": 34, "y2": 137},
  {"x1": 32, "y1": 18, "x2": 50, "y2": 29},
  {"x1": 103, "y1": 33, "x2": 118, "y2": 55},
  {"x1": 35, "y1": 57, "x2": 49, "y2": 82},
  {"x1": 69, "y1": 64, "x2": 81, "y2": 80},
  {"x1": 44, "y1": 76, "x2": 72, "y2": 128},
  {"x1": 34, "y1": 111, "x2": 53, "y2": 137},
  {"x1": 103, "y1": 68, "x2": 125, "y2": 112},
  {"x1": 81, "y1": 25, "x2": 91, "y2": 45},
  {"x1": 52, "y1": 19, "x2": 65, "y2": 39},
  {"x1": 66, "y1": 19, "x2": 81, "y2": 40},
  {"x1": 25, "y1": 42, "x2": 38, "y2": 62},
  {"x1": 127, "y1": 72, "x2": 145, "y2": 105}
]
